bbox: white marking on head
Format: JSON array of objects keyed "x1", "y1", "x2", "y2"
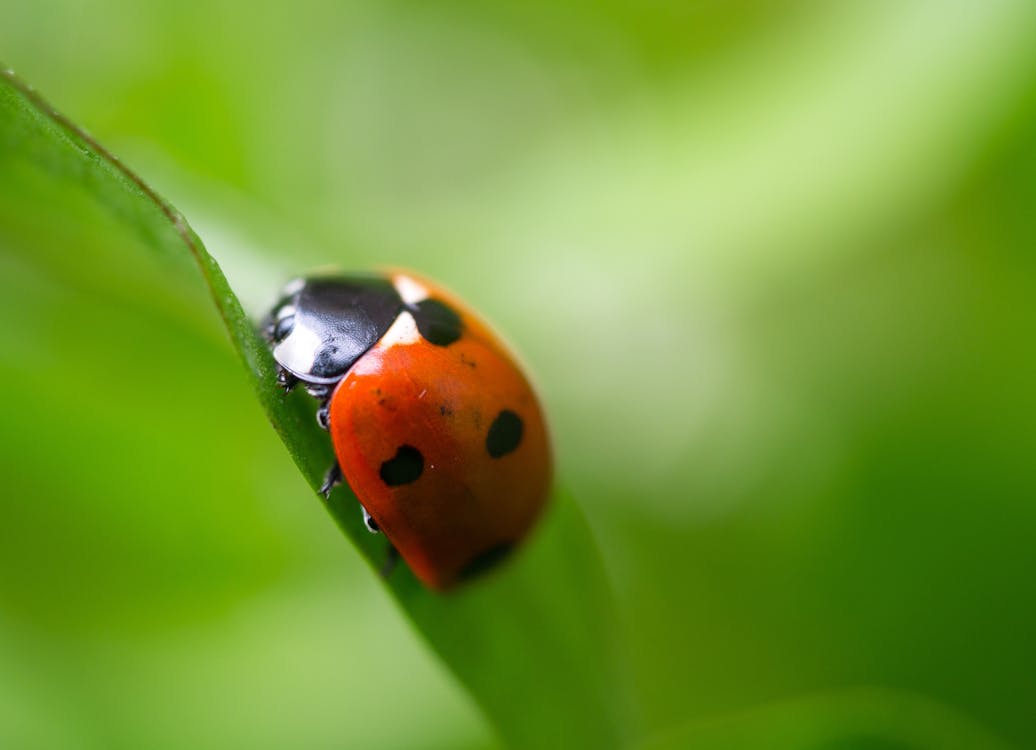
[
  {"x1": 276, "y1": 304, "x2": 296, "y2": 320},
  {"x1": 379, "y1": 311, "x2": 421, "y2": 348},
  {"x1": 273, "y1": 322, "x2": 322, "y2": 376},
  {"x1": 393, "y1": 274, "x2": 429, "y2": 305}
]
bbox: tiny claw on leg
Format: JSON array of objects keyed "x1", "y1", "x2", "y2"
[
  {"x1": 379, "y1": 545, "x2": 400, "y2": 579},
  {"x1": 277, "y1": 367, "x2": 299, "y2": 392},
  {"x1": 319, "y1": 462, "x2": 342, "y2": 498}
]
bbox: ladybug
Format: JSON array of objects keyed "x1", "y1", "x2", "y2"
[{"x1": 263, "y1": 270, "x2": 552, "y2": 590}]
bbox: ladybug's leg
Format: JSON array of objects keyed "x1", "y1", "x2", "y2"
[
  {"x1": 303, "y1": 383, "x2": 333, "y2": 431},
  {"x1": 276, "y1": 366, "x2": 298, "y2": 392},
  {"x1": 361, "y1": 506, "x2": 380, "y2": 534},
  {"x1": 379, "y1": 545, "x2": 400, "y2": 579},
  {"x1": 316, "y1": 401, "x2": 331, "y2": 431},
  {"x1": 319, "y1": 462, "x2": 342, "y2": 498}
]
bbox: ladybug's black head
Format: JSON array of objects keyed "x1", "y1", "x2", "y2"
[{"x1": 263, "y1": 275, "x2": 403, "y2": 384}]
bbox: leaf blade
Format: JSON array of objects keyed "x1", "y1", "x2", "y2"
[{"x1": 0, "y1": 67, "x2": 635, "y2": 749}]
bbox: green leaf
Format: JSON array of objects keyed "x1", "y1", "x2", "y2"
[
  {"x1": 637, "y1": 689, "x2": 1017, "y2": 750},
  {"x1": 0, "y1": 68, "x2": 635, "y2": 749}
]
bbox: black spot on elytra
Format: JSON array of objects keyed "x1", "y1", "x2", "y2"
[
  {"x1": 439, "y1": 404, "x2": 454, "y2": 417},
  {"x1": 459, "y1": 542, "x2": 515, "y2": 582},
  {"x1": 379, "y1": 445, "x2": 423, "y2": 486},
  {"x1": 410, "y1": 299, "x2": 462, "y2": 346},
  {"x1": 486, "y1": 409, "x2": 523, "y2": 458}
]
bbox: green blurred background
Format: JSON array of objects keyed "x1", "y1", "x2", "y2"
[{"x1": 3, "y1": 1, "x2": 1036, "y2": 747}]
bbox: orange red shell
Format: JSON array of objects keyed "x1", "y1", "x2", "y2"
[{"x1": 327, "y1": 272, "x2": 551, "y2": 590}]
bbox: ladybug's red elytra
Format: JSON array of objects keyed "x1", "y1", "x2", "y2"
[{"x1": 264, "y1": 270, "x2": 552, "y2": 590}]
